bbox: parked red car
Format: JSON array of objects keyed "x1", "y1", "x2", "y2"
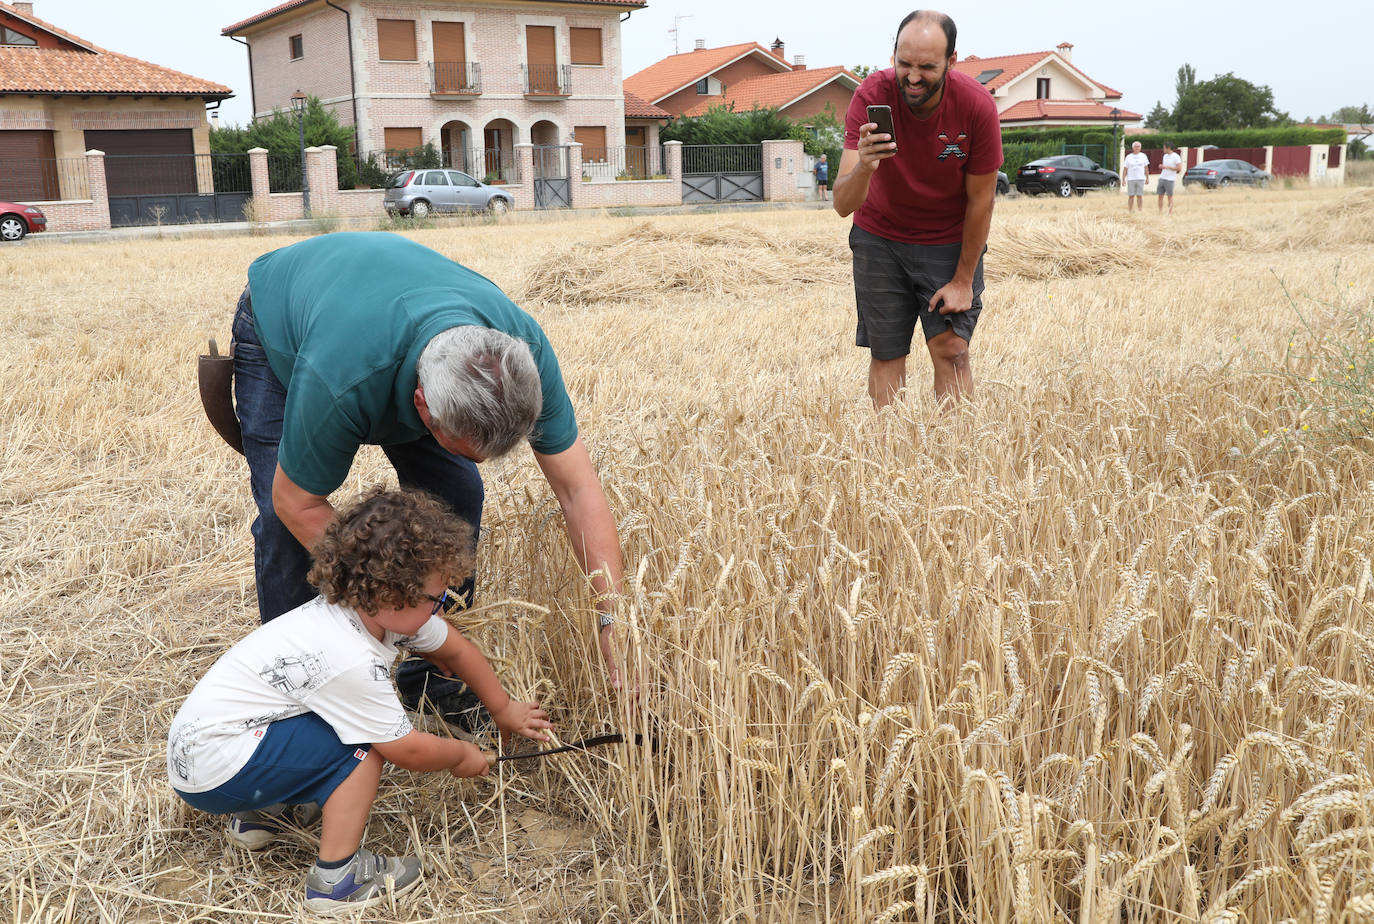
[{"x1": 1, "y1": 201, "x2": 46, "y2": 241}]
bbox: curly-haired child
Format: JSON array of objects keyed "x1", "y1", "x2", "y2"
[{"x1": 167, "y1": 487, "x2": 552, "y2": 913}]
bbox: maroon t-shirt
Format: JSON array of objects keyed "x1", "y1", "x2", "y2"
[{"x1": 844, "y1": 67, "x2": 1002, "y2": 245}]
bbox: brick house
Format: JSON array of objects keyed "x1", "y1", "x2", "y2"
[
  {"x1": 222, "y1": 0, "x2": 647, "y2": 181},
  {"x1": 625, "y1": 38, "x2": 857, "y2": 125},
  {"x1": 952, "y1": 43, "x2": 1141, "y2": 128},
  {"x1": 0, "y1": 0, "x2": 231, "y2": 203}
]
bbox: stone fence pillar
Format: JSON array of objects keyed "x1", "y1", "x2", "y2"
[
  {"x1": 247, "y1": 148, "x2": 270, "y2": 216},
  {"x1": 512, "y1": 143, "x2": 535, "y2": 210},
  {"x1": 84, "y1": 149, "x2": 111, "y2": 231},
  {"x1": 761, "y1": 139, "x2": 805, "y2": 202},
  {"x1": 566, "y1": 141, "x2": 583, "y2": 208}
]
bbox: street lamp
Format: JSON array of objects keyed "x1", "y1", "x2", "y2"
[
  {"x1": 1110, "y1": 107, "x2": 1121, "y2": 177},
  {"x1": 290, "y1": 90, "x2": 310, "y2": 216}
]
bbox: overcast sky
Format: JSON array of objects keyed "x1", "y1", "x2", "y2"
[{"x1": 34, "y1": 0, "x2": 1369, "y2": 128}]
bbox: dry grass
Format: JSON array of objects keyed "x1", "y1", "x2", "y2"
[{"x1": 4, "y1": 184, "x2": 1374, "y2": 922}]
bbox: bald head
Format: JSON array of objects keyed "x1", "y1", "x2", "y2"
[{"x1": 896, "y1": 10, "x2": 957, "y2": 57}]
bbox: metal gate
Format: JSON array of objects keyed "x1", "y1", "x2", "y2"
[
  {"x1": 681, "y1": 144, "x2": 763, "y2": 203},
  {"x1": 532, "y1": 145, "x2": 570, "y2": 209},
  {"x1": 105, "y1": 153, "x2": 253, "y2": 227}
]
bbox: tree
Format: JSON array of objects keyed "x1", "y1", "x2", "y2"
[
  {"x1": 851, "y1": 64, "x2": 878, "y2": 80},
  {"x1": 210, "y1": 95, "x2": 362, "y2": 188},
  {"x1": 1171, "y1": 72, "x2": 1289, "y2": 131},
  {"x1": 1174, "y1": 63, "x2": 1196, "y2": 104},
  {"x1": 1144, "y1": 101, "x2": 1172, "y2": 131},
  {"x1": 1320, "y1": 103, "x2": 1374, "y2": 124}
]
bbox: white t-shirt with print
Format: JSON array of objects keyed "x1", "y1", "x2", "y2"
[
  {"x1": 167, "y1": 597, "x2": 449, "y2": 792},
  {"x1": 1159, "y1": 152, "x2": 1183, "y2": 181},
  {"x1": 1123, "y1": 152, "x2": 1149, "y2": 182}
]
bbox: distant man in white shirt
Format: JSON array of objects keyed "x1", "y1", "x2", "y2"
[
  {"x1": 1157, "y1": 142, "x2": 1182, "y2": 214},
  {"x1": 1123, "y1": 141, "x2": 1149, "y2": 212}
]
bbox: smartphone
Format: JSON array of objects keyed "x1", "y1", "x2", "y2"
[{"x1": 866, "y1": 105, "x2": 896, "y2": 147}]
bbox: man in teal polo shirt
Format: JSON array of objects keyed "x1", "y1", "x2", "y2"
[{"x1": 230, "y1": 232, "x2": 625, "y2": 724}]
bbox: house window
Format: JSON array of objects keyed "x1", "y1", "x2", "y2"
[
  {"x1": 1036, "y1": 77, "x2": 1051, "y2": 99},
  {"x1": 384, "y1": 127, "x2": 423, "y2": 156},
  {"x1": 377, "y1": 19, "x2": 417, "y2": 61},
  {"x1": 696, "y1": 78, "x2": 709, "y2": 95},
  {"x1": 2, "y1": 26, "x2": 38, "y2": 45},
  {"x1": 570, "y1": 27, "x2": 602, "y2": 65},
  {"x1": 289, "y1": 34, "x2": 304, "y2": 60},
  {"x1": 574, "y1": 126, "x2": 607, "y2": 162}
]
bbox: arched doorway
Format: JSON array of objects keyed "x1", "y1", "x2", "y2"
[
  {"x1": 439, "y1": 119, "x2": 474, "y2": 173},
  {"x1": 480, "y1": 118, "x2": 516, "y2": 183}
]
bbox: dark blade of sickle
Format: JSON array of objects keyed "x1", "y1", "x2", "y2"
[{"x1": 496, "y1": 733, "x2": 639, "y2": 763}]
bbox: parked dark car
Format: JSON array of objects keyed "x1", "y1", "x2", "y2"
[
  {"x1": 0, "y1": 201, "x2": 46, "y2": 241},
  {"x1": 996, "y1": 171, "x2": 1009, "y2": 195},
  {"x1": 1181, "y1": 159, "x2": 1271, "y2": 189},
  {"x1": 1016, "y1": 156, "x2": 1119, "y2": 197},
  {"x1": 383, "y1": 169, "x2": 513, "y2": 217}
]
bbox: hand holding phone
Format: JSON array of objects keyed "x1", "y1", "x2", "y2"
[{"x1": 866, "y1": 105, "x2": 897, "y2": 151}]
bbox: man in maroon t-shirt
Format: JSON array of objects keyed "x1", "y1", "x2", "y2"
[{"x1": 834, "y1": 10, "x2": 1002, "y2": 408}]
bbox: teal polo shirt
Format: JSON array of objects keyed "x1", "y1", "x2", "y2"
[{"x1": 246, "y1": 232, "x2": 578, "y2": 496}]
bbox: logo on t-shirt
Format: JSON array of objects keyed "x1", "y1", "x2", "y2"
[
  {"x1": 354, "y1": 748, "x2": 367, "y2": 760},
  {"x1": 937, "y1": 131, "x2": 968, "y2": 161}
]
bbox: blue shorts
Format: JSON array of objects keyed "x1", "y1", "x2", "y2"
[{"x1": 174, "y1": 712, "x2": 371, "y2": 814}]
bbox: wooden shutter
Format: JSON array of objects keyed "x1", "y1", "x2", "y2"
[
  {"x1": 377, "y1": 19, "x2": 416, "y2": 61},
  {"x1": 0, "y1": 129, "x2": 57, "y2": 200},
  {"x1": 384, "y1": 127, "x2": 423, "y2": 152},
  {"x1": 432, "y1": 21, "x2": 465, "y2": 62},
  {"x1": 574, "y1": 126, "x2": 607, "y2": 163},
  {"x1": 569, "y1": 27, "x2": 602, "y2": 65}
]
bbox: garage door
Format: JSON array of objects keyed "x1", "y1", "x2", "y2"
[
  {"x1": 85, "y1": 129, "x2": 195, "y2": 196},
  {"x1": 0, "y1": 129, "x2": 58, "y2": 201}
]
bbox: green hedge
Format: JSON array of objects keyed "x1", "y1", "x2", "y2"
[{"x1": 1000, "y1": 125, "x2": 1345, "y2": 152}]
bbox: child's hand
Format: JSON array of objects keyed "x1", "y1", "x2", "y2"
[
  {"x1": 492, "y1": 701, "x2": 553, "y2": 743},
  {"x1": 449, "y1": 741, "x2": 491, "y2": 779}
]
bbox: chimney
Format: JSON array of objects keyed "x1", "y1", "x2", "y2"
[
  {"x1": 694, "y1": 38, "x2": 706, "y2": 51},
  {"x1": 1056, "y1": 42, "x2": 1073, "y2": 62},
  {"x1": 793, "y1": 55, "x2": 806, "y2": 70},
  {"x1": 770, "y1": 37, "x2": 785, "y2": 61},
  {"x1": 14, "y1": 2, "x2": 35, "y2": 15}
]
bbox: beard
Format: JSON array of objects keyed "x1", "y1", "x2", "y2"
[{"x1": 899, "y1": 67, "x2": 948, "y2": 113}]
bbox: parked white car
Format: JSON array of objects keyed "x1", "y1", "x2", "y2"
[{"x1": 383, "y1": 169, "x2": 512, "y2": 217}]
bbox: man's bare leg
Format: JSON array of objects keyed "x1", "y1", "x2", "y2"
[
  {"x1": 927, "y1": 330, "x2": 972, "y2": 407},
  {"x1": 869, "y1": 356, "x2": 907, "y2": 409}
]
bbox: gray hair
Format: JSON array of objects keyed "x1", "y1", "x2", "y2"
[{"x1": 417, "y1": 326, "x2": 542, "y2": 458}]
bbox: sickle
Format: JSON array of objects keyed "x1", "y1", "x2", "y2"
[{"x1": 483, "y1": 733, "x2": 638, "y2": 768}]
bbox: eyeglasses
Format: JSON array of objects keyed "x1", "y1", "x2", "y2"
[{"x1": 427, "y1": 588, "x2": 462, "y2": 617}]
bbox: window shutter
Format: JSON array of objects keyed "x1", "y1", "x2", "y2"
[
  {"x1": 432, "y1": 21, "x2": 465, "y2": 63},
  {"x1": 570, "y1": 27, "x2": 602, "y2": 65},
  {"x1": 377, "y1": 19, "x2": 417, "y2": 61},
  {"x1": 384, "y1": 127, "x2": 423, "y2": 152}
]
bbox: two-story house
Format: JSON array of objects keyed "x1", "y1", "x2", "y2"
[
  {"x1": 952, "y1": 43, "x2": 1141, "y2": 128},
  {"x1": 625, "y1": 38, "x2": 857, "y2": 125},
  {"x1": 1, "y1": 0, "x2": 231, "y2": 204},
  {"x1": 223, "y1": 0, "x2": 646, "y2": 182}
]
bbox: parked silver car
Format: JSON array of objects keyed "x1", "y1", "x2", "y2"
[
  {"x1": 383, "y1": 169, "x2": 513, "y2": 217},
  {"x1": 1181, "y1": 159, "x2": 1271, "y2": 189}
]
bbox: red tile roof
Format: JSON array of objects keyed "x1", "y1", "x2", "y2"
[
  {"x1": 681, "y1": 66, "x2": 857, "y2": 117},
  {"x1": 225, "y1": 0, "x2": 647, "y2": 35},
  {"x1": 0, "y1": 2, "x2": 232, "y2": 97},
  {"x1": 998, "y1": 99, "x2": 1141, "y2": 124},
  {"x1": 624, "y1": 42, "x2": 790, "y2": 104},
  {"x1": 624, "y1": 90, "x2": 669, "y2": 119},
  {"x1": 955, "y1": 50, "x2": 1121, "y2": 99}
]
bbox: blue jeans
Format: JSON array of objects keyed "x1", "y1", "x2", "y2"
[{"x1": 231, "y1": 287, "x2": 482, "y2": 707}]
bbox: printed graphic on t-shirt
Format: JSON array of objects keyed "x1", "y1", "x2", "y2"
[
  {"x1": 259, "y1": 652, "x2": 329, "y2": 694},
  {"x1": 937, "y1": 131, "x2": 968, "y2": 161}
]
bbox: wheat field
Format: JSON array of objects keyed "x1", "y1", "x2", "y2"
[{"x1": 3, "y1": 184, "x2": 1374, "y2": 923}]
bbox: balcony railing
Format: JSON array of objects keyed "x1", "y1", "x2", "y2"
[
  {"x1": 522, "y1": 63, "x2": 570, "y2": 97},
  {"x1": 430, "y1": 61, "x2": 481, "y2": 95}
]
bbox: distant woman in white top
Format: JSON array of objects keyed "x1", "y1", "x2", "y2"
[
  {"x1": 1123, "y1": 140, "x2": 1149, "y2": 212},
  {"x1": 1157, "y1": 142, "x2": 1183, "y2": 214}
]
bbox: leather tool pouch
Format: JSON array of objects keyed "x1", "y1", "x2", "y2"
[{"x1": 198, "y1": 338, "x2": 244, "y2": 455}]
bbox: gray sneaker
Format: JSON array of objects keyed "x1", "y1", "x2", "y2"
[
  {"x1": 304, "y1": 848, "x2": 422, "y2": 913},
  {"x1": 226, "y1": 802, "x2": 323, "y2": 850}
]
